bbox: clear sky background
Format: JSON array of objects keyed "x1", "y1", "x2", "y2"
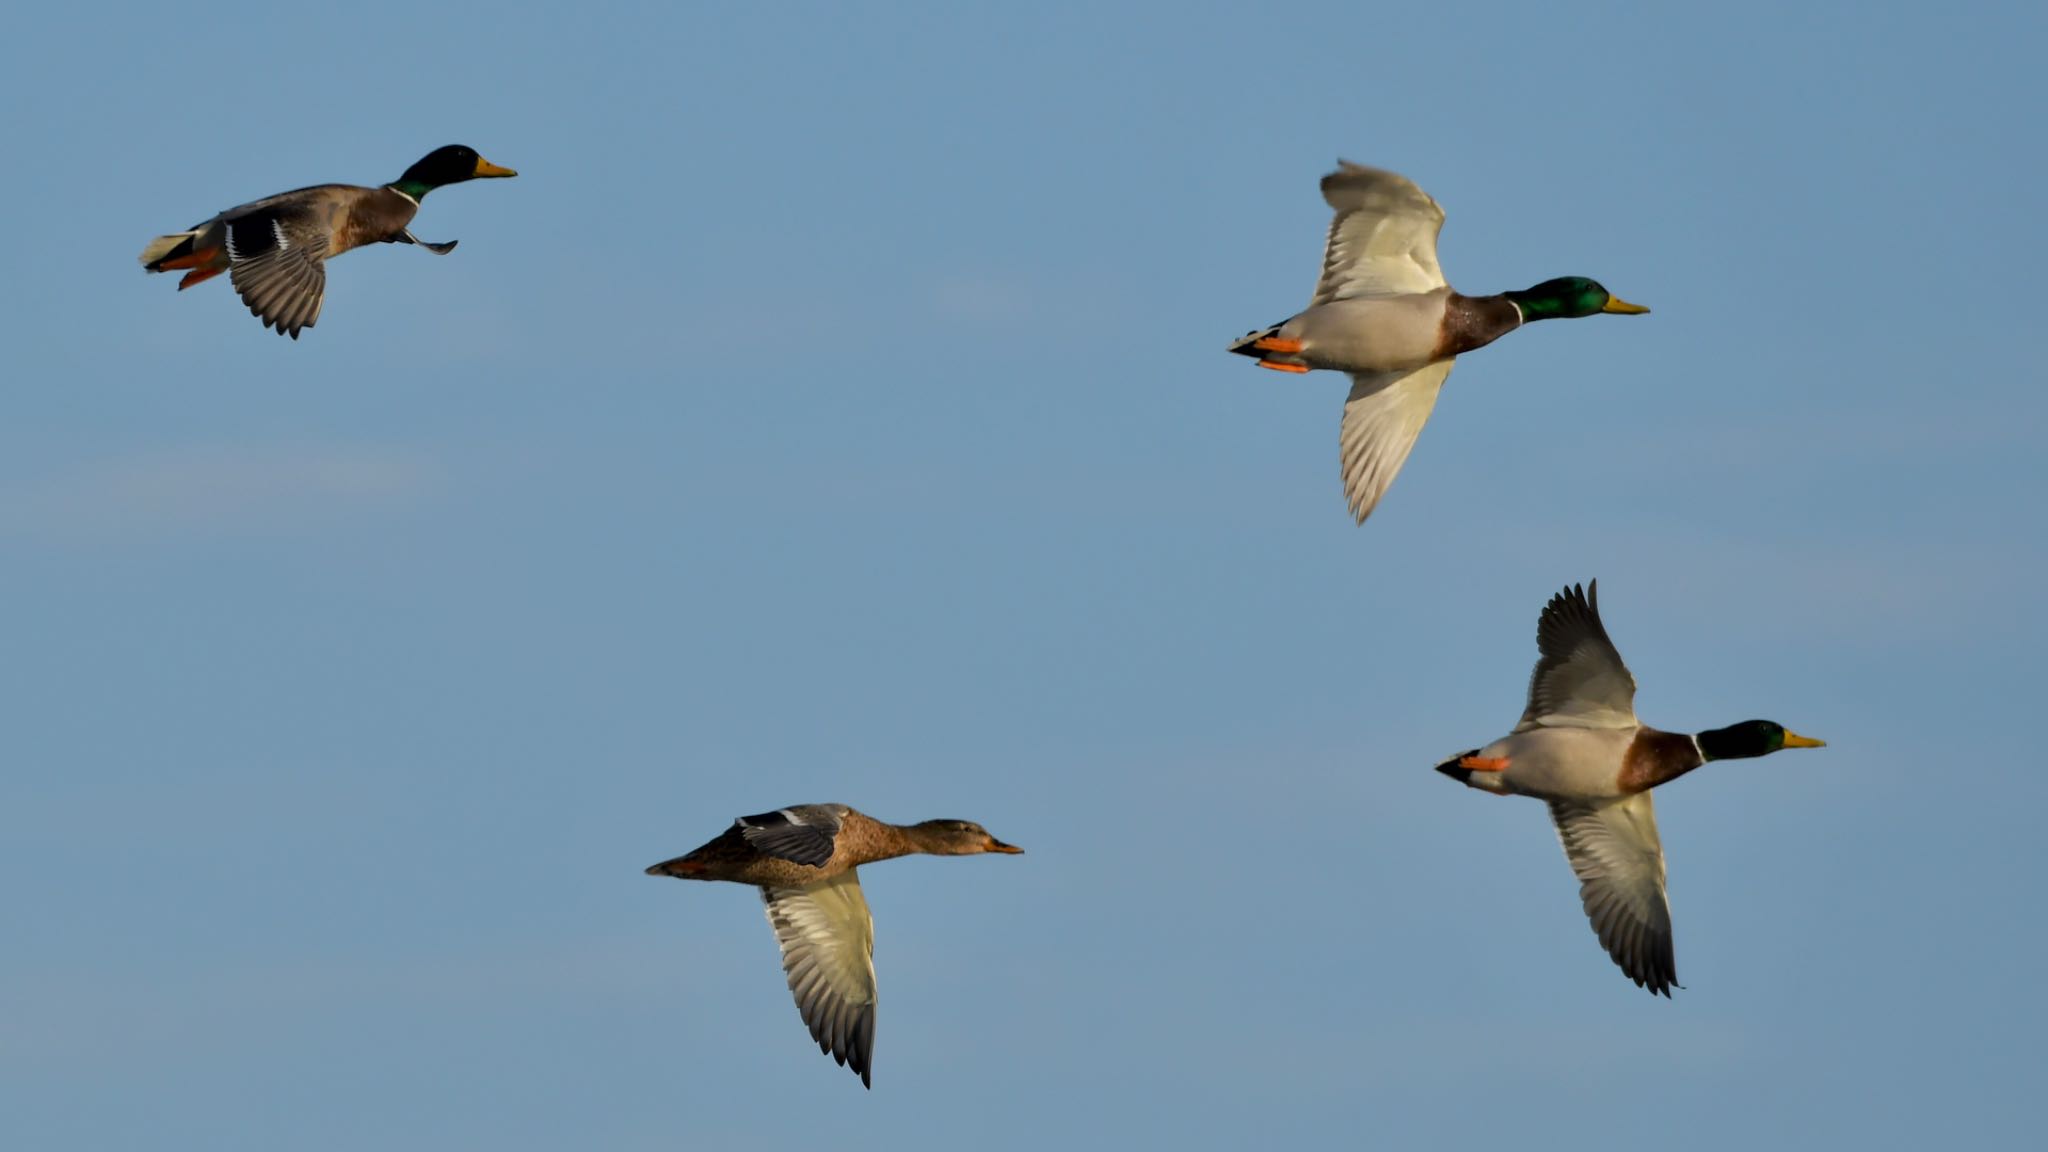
[{"x1": 5, "y1": 2, "x2": 2045, "y2": 1148}]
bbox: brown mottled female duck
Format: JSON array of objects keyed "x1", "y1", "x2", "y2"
[
  {"x1": 1436, "y1": 581, "x2": 1824, "y2": 996},
  {"x1": 139, "y1": 145, "x2": 516, "y2": 338},
  {"x1": 1228, "y1": 162, "x2": 1649, "y2": 522},
  {"x1": 645, "y1": 805, "x2": 1022, "y2": 1088}
]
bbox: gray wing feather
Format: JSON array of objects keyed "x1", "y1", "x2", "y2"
[
  {"x1": 1311, "y1": 162, "x2": 1448, "y2": 306},
  {"x1": 224, "y1": 209, "x2": 329, "y2": 339},
  {"x1": 737, "y1": 806, "x2": 843, "y2": 868},
  {"x1": 1549, "y1": 796, "x2": 1676, "y2": 997},
  {"x1": 762, "y1": 872, "x2": 878, "y2": 1087},
  {"x1": 1339, "y1": 362, "x2": 1453, "y2": 523},
  {"x1": 1516, "y1": 580, "x2": 1638, "y2": 731}
]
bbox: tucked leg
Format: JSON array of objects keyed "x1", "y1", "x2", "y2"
[{"x1": 1251, "y1": 336, "x2": 1304, "y2": 355}]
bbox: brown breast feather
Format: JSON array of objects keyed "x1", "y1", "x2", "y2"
[
  {"x1": 330, "y1": 187, "x2": 423, "y2": 257},
  {"x1": 1618, "y1": 728, "x2": 1706, "y2": 793},
  {"x1": 1432, "y1": 293, "x2": 1525, "y2": 360}
]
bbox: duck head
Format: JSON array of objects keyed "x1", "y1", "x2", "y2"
[
  {"x1": 1506, "y1": 276, "x2": 1649, "y2": 320},
  {"x1": 1696, "y1": 720, "x2": 1827, "y2": 761},
  {"x1": 389, "y1": 145, "x2": 517, "y2": 200},
  {"x1": 908, "y1": 819, "x2": 1024, "y2": 855}
]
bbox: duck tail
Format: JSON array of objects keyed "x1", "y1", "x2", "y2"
[
  {"x1": 139, "y1": 231, "x2": 198, "y2": 272},
  {"x1": 1226, "y1": 323, "x2": 1282, "y2": 359},
  {"x1": 1228, "y1": 322, "x2": 1311, "y2": 372},
  {"x1": 1433, "y1": 749, "x2": 1483, "y2": 785},
  {"x1": 643, "y1": 853, "x2": 707, "y2": 879}
]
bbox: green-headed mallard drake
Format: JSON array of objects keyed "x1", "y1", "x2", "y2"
[
  {"x1": 645, "y1": 805, "x2": 1023, "y2": 1088},
  {"x1": 1228, "y1": 162, "x2": 1649, "y2": 522},
  {"x1": 1436, "y1": 581, "x2": 1824, "y2": 996},
  {"x1": 138, "y1": 145, "x2": 516, "y2": 339}
]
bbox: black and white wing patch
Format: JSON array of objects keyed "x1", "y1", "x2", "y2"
[
  {"x1": 736, "y1": 806, "x2": 843, "y2": 868},
  {"x1": 224, "y1": 207, "x2": 330, "y2": 339},
  {"x1": 762, "y1": 872, "x2": 878, "y2": 1087},
  {"x1": 1517, "y1": 580, "x2": 1638, "y2": 731}
]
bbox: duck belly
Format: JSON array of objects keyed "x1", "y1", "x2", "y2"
[
  {"x1": 1281, "y1": 291, "x2": 1450, "y2": 374},
  {"x1": 1481, "y1": 726, "x2": 1636, "y2": 802}
]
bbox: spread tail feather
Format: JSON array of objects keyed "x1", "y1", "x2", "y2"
[{"x1": 140, "y1": 231, "x2": 197, "y2": 271}]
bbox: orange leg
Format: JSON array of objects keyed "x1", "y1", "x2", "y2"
[
  {"x1": 157, "y1": 245, "x2": 222, "y2": 272},
  {"x1": 1251, "y1": 335, "x2": 1304, "y2": 355},
  {"x1": 178, "y1": 266, "x2": 225, "y2": 290},
  {"x1": 1457, "y1": 756, "x2": 1510, "y2": 772},
  {"x1": 1256, "y1": 360, "x2": 1309, "y2": 374}
]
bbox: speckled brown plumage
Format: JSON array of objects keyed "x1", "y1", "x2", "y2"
[
  {"x1": 645, "y1": 805, "x2": 963, "y2": 888},
  {"x1": 644, "y1": 804, "x2": 1021, "y2": 1089}
]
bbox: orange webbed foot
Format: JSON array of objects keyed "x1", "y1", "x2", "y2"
[
  {"x1": 1457, "y1": 756, "x2": 1510, "y2": 772},
  {"x1": 177, "y1": 267, "x2": 225, "y2": 290},
  {"x1": 1251, "y1": 336, "x2": 1305, "y2": 355},
  {"x1": 157, "y1": 246, "x2": 223, "y2": 272},
  {"x1": 1256, "y1": 360, "x2": 1309, "y2": 374}
]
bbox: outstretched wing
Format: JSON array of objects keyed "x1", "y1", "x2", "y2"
[
  {"x1": 1338, "y1": 361, "x2": 1453, "y2": 523},
  {"x1": 1516, "y1": 580, "x2": 1638, "y2": 732},
  {"x1": 1310, "y1": 162, "x2": 1448, "y2": 306},
  {"x1": 1549, "y1": 795, "x2": 1676, "y2": 997},
  {"x1": 761, "y1": 871, "x2": 878, "y2": 1087},
  {"x1": 222, "y1": 199, "x2": 337, "y2": 339}
]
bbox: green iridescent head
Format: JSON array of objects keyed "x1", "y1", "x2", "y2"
[
  {"x1": 1696, "y1": 720, "x2": 1827, "y2": 762},
  {"x1": 1505, "y1": 276, "x2": 1650, "y2": 321},
  {"x1": 387, "y1": 145, "x2": 517, "y2": 200}
]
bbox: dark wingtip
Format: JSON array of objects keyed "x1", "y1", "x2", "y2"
[
  {"x1": 1548, "y1": 580, "x2": 1593, "y2": 612},
  {"x1": 1636, "y1": 969, "x2": 1679, "y2": 998}
]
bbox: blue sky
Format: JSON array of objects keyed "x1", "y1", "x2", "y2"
[{"x1": 5, "y1": 1, "x2": 2045, "y2": 1148}]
